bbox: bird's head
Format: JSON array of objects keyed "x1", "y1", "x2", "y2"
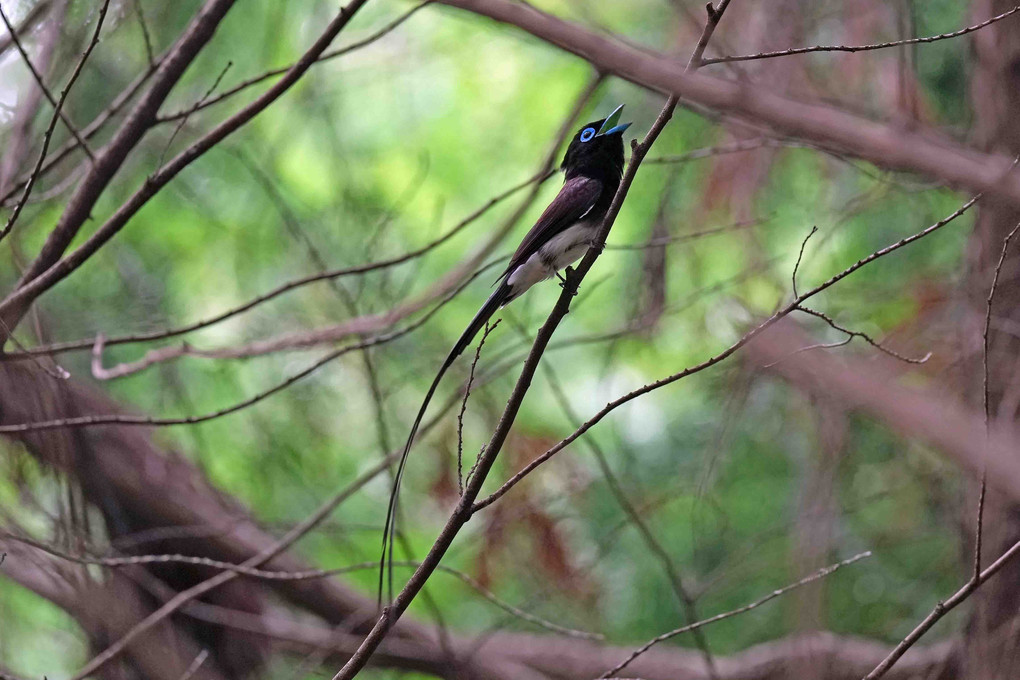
[{"x1": 561, "y1": 104, "x2": 631, "y2": 181}]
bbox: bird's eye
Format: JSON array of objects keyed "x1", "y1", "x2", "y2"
[{"x1": 580, "y1": 127, "x2": 596, "y2": 142}]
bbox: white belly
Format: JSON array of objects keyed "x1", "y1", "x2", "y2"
[{"x1": 505, "y1": 221, "x2": 597, "y2": 302}]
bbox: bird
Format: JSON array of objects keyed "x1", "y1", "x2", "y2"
[{"x1": 380, "y1": 104, "x2": 632, "y2": 600}]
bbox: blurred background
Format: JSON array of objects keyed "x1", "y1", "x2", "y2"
[{"x1": 1, "y1": 0, "x2": 1017, "y2": 678}]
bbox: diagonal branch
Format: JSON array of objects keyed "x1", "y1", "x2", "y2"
[
  {"x1": 329, "y1": 4, "x2": 733, "y2": 677},
  {"x1": 701, "y1": 5, "x2": 1020, "y2": 65}
]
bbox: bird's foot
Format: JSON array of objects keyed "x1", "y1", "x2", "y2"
[{"x1": 559, "y1": 266, "x2": 579, "y2": 296}]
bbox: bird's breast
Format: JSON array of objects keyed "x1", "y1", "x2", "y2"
[{"x1": 505, "y1": 221, "x2": 598, "y2": 301}]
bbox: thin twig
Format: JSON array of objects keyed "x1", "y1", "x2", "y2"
[
  {"x1": 131, "y1": 0, "x2": 155, "y2": 66},
  {"x1": 701, "y1": 5, "x2": 1020, "y2": 65},
  {"x1": 795, "y1": 306, "x2": 931, "y2": 365},
  {"x1": 4, "y1": 533, "x2": 602, "y2": 641},
  {"x1": 0, "y1": 2, "x2": 94, "y2": 159},
  {"x1": 600, "y1": 552, "x2": 872, "y2": 678},
  {"x1": 458, "y1": 320, "x2": 499, "y2": 495},
  {"x1": 976, "y1": 221, "x2": 1020, "y2": 578},
  {"x1": 605, "y1": 216, "x2": 763, "y2": 251},
  {"x1": 792, "y1": 225, "x2": 817, "y2": 298},
  {"x1": 156, "y1": 61, "x2": 233, "y2": 171},
  {"x1": 0, "y1": 0, "x2": 108, "y2": 242}
]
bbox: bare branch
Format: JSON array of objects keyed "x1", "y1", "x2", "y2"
[
  {"x1": 794, "y1": 306, "x2": 931, "y2": 365},
  {"x1": 458, "y1": 320, "x2": 499, "y2": 495},
  {"x1": 976, "y1": 221, "x2": 1020, "y2": 578},
  {"x1": 701, "y1": 5, "x2": 1020, "y2": 65},
  {"x1": 791, "y1": 225, "x2": 817, "y2": 298},
  {"x1": 4, "y1": 265, "x2": 488, "y2": 433},
  {"x1": 601, "y1": 552, "x2": 872, "y2": 678}
]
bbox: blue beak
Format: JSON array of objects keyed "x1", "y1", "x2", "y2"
[{"x1": 595, "y1": 104, "x2": 632, "y2": 137}]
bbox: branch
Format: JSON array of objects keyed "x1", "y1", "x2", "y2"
[
  {"x1": 63, "y1": 447, "x2": 396, "y2": 680},
  {"x1": 1, "y1": 264, "x2": 485, "y2": 432},
  {"x1": 701, "y1": 5, "x2": 1020, "y2": 65},
  {"x1": 600, "y1": 552, "x2": 872, "y2": 678}
]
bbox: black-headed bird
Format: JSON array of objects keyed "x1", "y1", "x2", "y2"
[{"x1": 381, "y1": 105, "x2": 632, "y2": 598}]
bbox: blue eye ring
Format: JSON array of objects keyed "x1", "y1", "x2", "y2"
[{"x1": 580, "y1": 127, "x2": 596, "y2": 142}]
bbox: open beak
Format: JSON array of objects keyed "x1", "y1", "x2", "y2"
[{"x1": 595, "y1": 104, "x2": 632, "y2": 136}]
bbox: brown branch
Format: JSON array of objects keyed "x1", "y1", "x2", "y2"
[
  {"x1": 458, "y1": 320, "x2": 499, "y2": 495},
  {"x1": 5, "y1": 531, "x2": 603, "y2": 642},
  {"x1": 976, "y1": 221, "x2": 1020, "y2": 578},
  {"x1": 701, "y1": 5, "x2": 1020, "y2": 65},
  {"x1": 794, "y1": 306, "x2": 931, "y2": 365},
  {"x1": 2, "y1": 266, "x2": 484, "y2": 433}
]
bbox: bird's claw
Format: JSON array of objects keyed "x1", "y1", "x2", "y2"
[{"x1": 558, "y1": 266, "x2": 578, "y2": 296}]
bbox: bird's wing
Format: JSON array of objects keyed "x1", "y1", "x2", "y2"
[{"x1": 498, "y1": 175, "x2": 603, "y2": 281}]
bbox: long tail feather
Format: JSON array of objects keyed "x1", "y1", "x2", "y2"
[{"x1": 379, "y1": 281, "x2": 511, "y2": 603}]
